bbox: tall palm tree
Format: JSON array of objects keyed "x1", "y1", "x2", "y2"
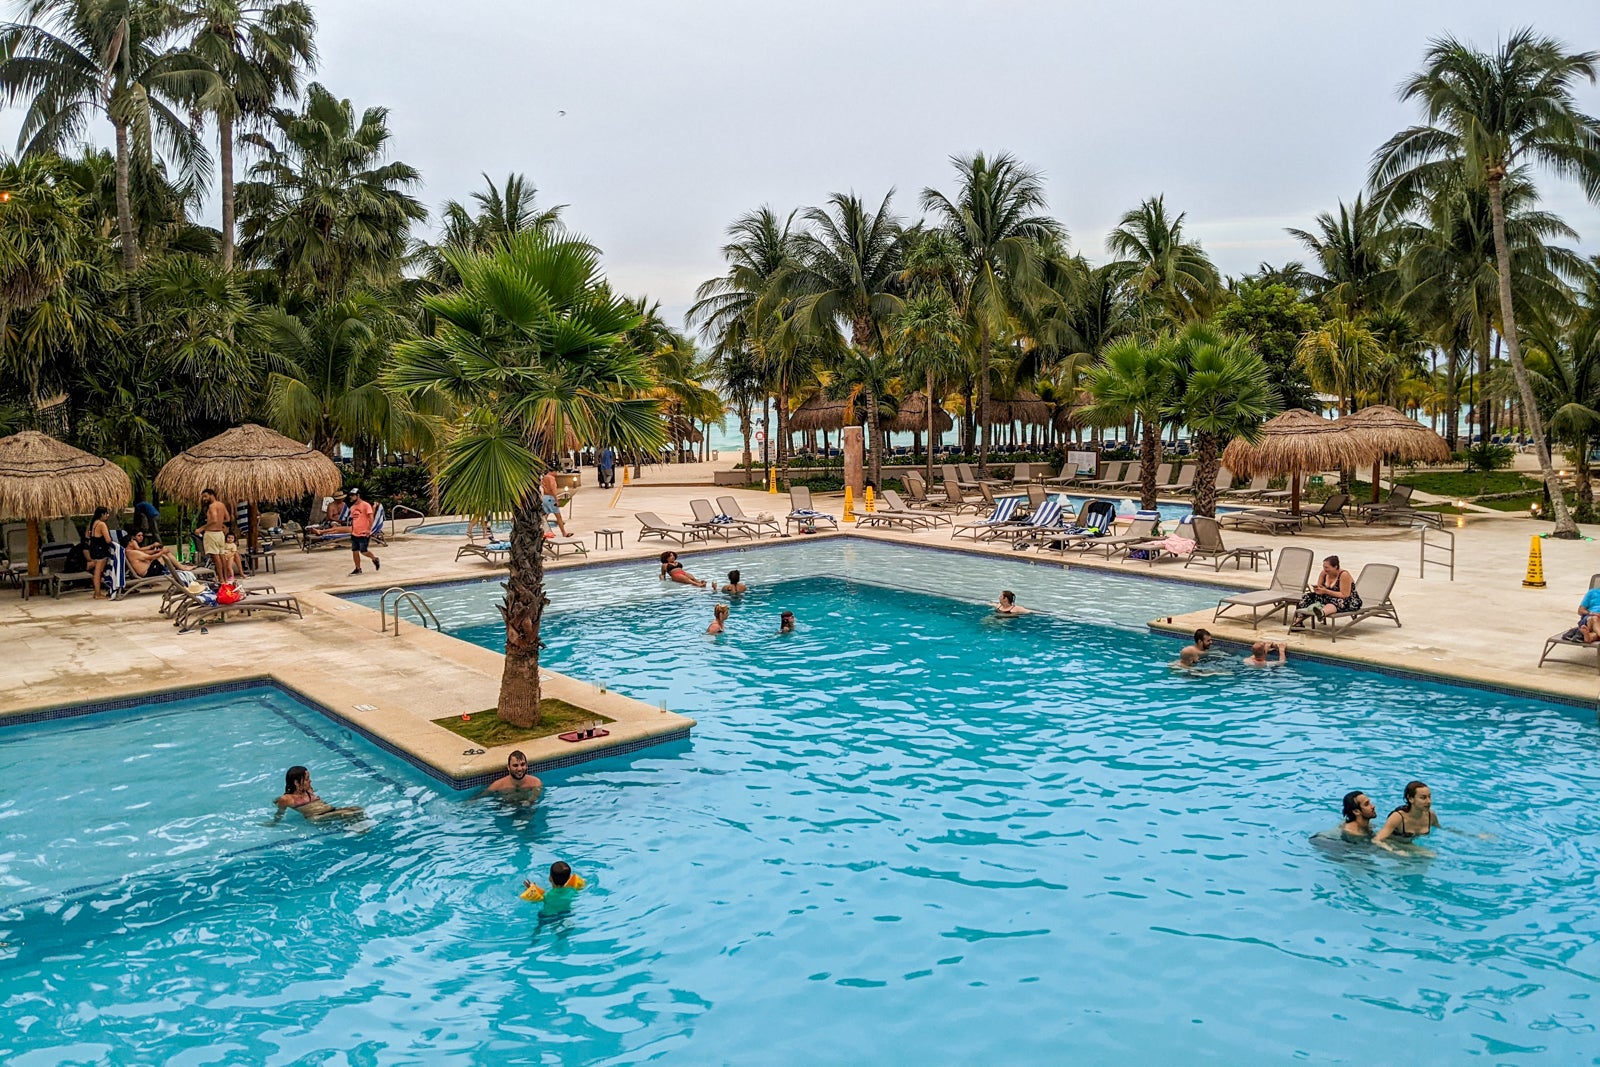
[
  {"x1": 176, "y1": 0, "x2": 317, "y2": 271},
  {"x1": 1107, "y1": 195, "x2": 1221, "y2": 327},
  {"x1": 2, "y1": 0, "x2": 212, "y2": 270},
  {"x1": 1285, "y1": 195, "x2": 1397, "y2": 316},
  {"x1": 237, "y1": 82, "x2": 426, "y2": 296},
  {"x1": 783, "y1": 191, "x2": 909, "y2": 488},
  {"x1": 1524, "y1": 261, "x2": 1600, "y2": 515},
  {"x1": 921, "y1": 152, "x2": 1064, "y2": 475},
  {"x1": 1083, "y1": 335, "x2": 1176, "y2": 510},
  {"x1": 892, "y1": 292, "x2": 963, "y2": 483},
  {"x1": 1167, "y1": 325, "x2": 1280, "y2": 517},
  {"x1": 1295, "y1": 319, "x2": 1390, "y2": 416},
  {"x1": 1371, "y1": 28, "x2": 1600, "y2": 537},
  {"x1": 688, "y1": 207, "x2": 797, "y2": 467},
  {"x1": 421, "y1": 172, "x2": 565, "y2": 286},
  {"x1": 389, "y1": 232, "x2": 664, "y2": 726}
]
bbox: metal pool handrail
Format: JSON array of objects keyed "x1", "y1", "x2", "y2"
[
  {"x1": 379, "y1": 586, "x2": 442, "y2": 635},
  {"x1": 1419, "y1": 526, "x2": 1454, "y2": 581}
]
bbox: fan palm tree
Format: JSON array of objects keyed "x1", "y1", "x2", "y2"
[
  {"x1": 138, "y1": 252, "x2": 271, "y2": 424},
  {"x1": 2, "y1": 0, "x2": 213, "y2": 271},
  {"x1": 688, "y1": 207, "x2": 797, "y2": 466},
  {"x1": 1107, "y1": 195, "x2": 1221, "y2": 327},
  {"x1": 783, "y1": 191, "x2": 909, "y2": 488},
  {"x1": 389, "y1": 232, "x2": 665, "y2": 726},
  {"x1": 1285, "y1": 195, "x2": 1397, "y2": 317},
  {"x1": 1083, "y1": 335, "x2": 1176, "y2": 510},
  {"x1": 1167, "y1": 325, "x2": 1280, "y2": 517},
  {"x1": 921, "y1": 152, "x2": 1064, "y2": 475},
  {"x1": 1371, "y1": 28, "x2": 1600, "y2": 536},
  {"x1": 237, "y1": 82, "x2": 426, "y2": 296},
  {"x1": 176, "y1": 0, "x2": 317, "y2": 271}
]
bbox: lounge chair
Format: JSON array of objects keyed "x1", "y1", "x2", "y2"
[
  {"x1": 1301, "y1": 492, "x2": 1350, "y2": 527},
  {"x1": 941, "y1": 464, "x2": 977, "y2": 491},
  {"x1": 636, "y1": 511, "x2": 707, "y2": 545},
  {"x1": 1213, "y1": 546, "x2": 1315, "y2": 628},
  {"x1": 717, "y1": 496, "x2": 781, "y2": 537},
  {"x1": 1045, "y1": 499, "x2": 1119, "y2": 552},
  {"x1": 301, "y1": 504, "x2": 386, "y2": 552},
  {"x1": 1356, "y1": 484, "x2": 1414, "y2": 520},
  {"x1": 902, "y1": 471, "x2": 947, "y2": 507},
  {"x1": 1186, "y1": 516, "x2": 1272, "y2": 572},
  {"x1": 787, "y1": 487, "x2": 840, "y2": 533},
  {"x1": 1082, "y1": 461, "x2": 1129, "y2": 490},
  {"x1": 1156, "y1": 465, "x2": 1195, "y2": 494},
  {"x1": 876, "y1": 488, "x2": 951, "y2": 527},
  {"x1": 1125, "y1": 520, "x2": 1195, "y2": 567},
  {"x1": 958, "y1": 462, "x2": 1005, "y2": 490},
  {"x1": 457, "y1": 539, "x2": 511, "y2": 564},
  {"x1": 1219, "y1": 508, "x2": 1304, "y2": 535},
  {"x1": 1088, "y1": 511, "x2": 1162, "y2": 560},
  {"x1": 543, "y1": 533, "x2": 589, "y2": 559},
  {"x1": 1213, "y1": 469, "x2": 1234, "y2": 494},
  {"x1": 1538, "y1": 574, "x2": 1600, "y2": 675},
  {"x1": 690, "y1": 498, "x2": 755, "y2": 541},
  {"x1": 1145, "y1": 463, "x2": 1174, "y2": 492},
  {"x1": 1007, "y1": 497, "x2": 1071, "y2": 549},
  {"x1": 160, "y1": 570, "x2": 300, "y2": 630},
  {"x1": 1221, "y1": 473, "x2": 1270, "y2": 499},
  {"x1": 1107, "y1": 462, "x2": 1144, "y2": 490},
  {"x1": 952, "y1": 494, "x2": 1027, "y2": 541},
  {"x1": 1293, "y1": 563, "x2": 1402, "y2": 641},
  {"x1": 939, "y1": 479, "x2": 986, "y2": 515},
  {"x1": 1258, "y1": 475, "x2": 1306, "y2": 502}
]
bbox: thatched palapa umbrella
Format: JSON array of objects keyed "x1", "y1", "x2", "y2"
[
  {"x1": 1338, "y1": 405, "x2": 1452, "y2": 503},
  {"x1": 0, "y1": 430, "x2": 132, "y2": 575},
  {"x1": 787, "y1": 393, "x2": 856, "y2": 433},
  {"x1": 664, "y1": 414, "x2": 704, "y2": 443},
  {"x1": 887, "y1": 392, "x2": 953, "y2": 434},
  {"x1": 1221, "y1": 409, "x2": 1376, "y2": 514},
  {"x1": 983, "y1": 389, "x2": 1051, "y2": 426},
  {"x1": 156, "y1": 424, "x2": 342, "y2": 551}
]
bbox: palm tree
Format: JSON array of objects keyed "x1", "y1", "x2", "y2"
[
  {"x1": 1167, "y1": 325, "x2": 1280, "y2": 517},
  {"x1": 1371, "y1": 28, "x2": 1600, "y2": 537},
  {"x1": 237, "y1": 82, "x2": 426, "y2": 296},
  {"x1": 176, "y1": 0, "x2": 317, "y2": 271},
  {"x1": 783, "y1": 191, "x2": 909, "y2": 488},
  {"x1": 2, "y1": 0, "x2": 212, "y2": 271},
  {"x1": 1285, "y1": 195, "x2": 1397, "y2": 316},
  {"x1": 1083, "y1": 335, "x2": 1176, "y2": 510},
  {"x1": 688, "y1": 207, "x2": 797, "y2": 468},
  {"x1": 1295, "y1": 319, "x2": 1391, "y2": 416},
  {"x1": 1524, "y1": 262, "x2": 1600, "y2": 517},
  {"x1": 1107, "y1": 195, "x2": 1221, "y2": 327},
  {"x1": 389, "y1": 232, "x2": 665, "y2": 726},
  {"x1": 921, "y1": 152, "x2": 1064, "y2": 475},
  {"x1": 138, "y1": 252, "x2": 271, "y2": 424},
  {"x1": 892, "y1": 292, "x2": 963, "y2": 483},
  {"x1": 421, "y1": 172, "x2": 565, "y2": 285}
]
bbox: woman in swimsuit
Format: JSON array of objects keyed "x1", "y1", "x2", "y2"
[
  {"x1": 707, "y1": 602, "x2": 730, "y2": 634},
  {"x1": 1373, "y1": 780, "x2": 1438, "y2": 846},
  {"x1": 274, "y1": 765, "x2": 365, "y2": 823},
  {"x1": 1292, "y1": 555, "x2": 1361, "y2": 628},
  {"x1": 87, "y1": 507, "x2": 114, "y2": 598},
  {"x1": 1340, "y1": 790, "x2": 1377, "y2": 839},
  {"x1": 659, "y1": 551, "x2": 707, "y2": 588}
]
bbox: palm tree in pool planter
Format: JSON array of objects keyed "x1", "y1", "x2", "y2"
[{"x1": 390, "y1": 232, "x2": 665, "y2": 727}]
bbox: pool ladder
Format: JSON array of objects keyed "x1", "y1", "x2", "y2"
[{"x1": 379, "y1": 586, "x2": 442, "y2": 635}]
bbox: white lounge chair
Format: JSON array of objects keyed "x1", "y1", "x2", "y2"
[
  {"x1": 1293, "y1": 563, "x2": 1402, "y2": 642},
  {"x1": 636, "y1": 512, "x2": 707, "y2": 545},
  {"x1": 1213, "y1": 547, "x2": 1314, "y2": 628}
]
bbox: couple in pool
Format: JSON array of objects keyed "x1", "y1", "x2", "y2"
[{"x1": 1337, "y1": 780, "x2": 1441, "y2": 850}]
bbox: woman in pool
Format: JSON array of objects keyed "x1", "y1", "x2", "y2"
[
  {"x1": 707, "y1": 602, "x2": 730, "y2": 634},
  {"x1": 1340, "y1": 790, "x2": 1377, "y2": 839},
  {"x1": 1373, "y1": 780, "x2": 1439, "y2": 845},
  {"x1": 778, "y1": 610, "x2": 795, "y2": 633},
  {"x1": 995, "y1": 590, "x2": 1030, "y2": 615},
  {"x1": 1291, "y1": 555, "x2": 1361, "y2": 629},
  {"x1": 274, "y1": 765, "x2": 365, "y2": 823},
  {"x1": 659, "y1": 551, "x2": 707, "y2": 588}
]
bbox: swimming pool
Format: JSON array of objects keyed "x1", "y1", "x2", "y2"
[{"x1": 6, "y1": 544, "x2": 1600, "y2": 1062}]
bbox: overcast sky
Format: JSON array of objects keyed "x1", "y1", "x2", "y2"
[{"x1": 6, "y1": 1, "x2": 1599, "y2": 330}]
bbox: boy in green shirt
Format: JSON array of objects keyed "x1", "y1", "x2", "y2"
[{"x1": 521, "y1": 860, "x2": 586, "y2": 917}]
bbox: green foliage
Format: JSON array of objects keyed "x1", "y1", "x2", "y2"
[
  {"x1": 1463, "y1": 442, "x2": 1515, "y2": 471},
  {"x1": 338, "y1": 462, "x2": 432, "y2": 517},
  {"x1": 1211, "y1": 281, "x2": 1321, "y2": 409}
]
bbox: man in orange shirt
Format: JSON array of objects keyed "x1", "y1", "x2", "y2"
[{"x1": 345, "y1": 488, "x2": 380, "y2": 576}]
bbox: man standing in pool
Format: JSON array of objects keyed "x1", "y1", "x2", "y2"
[
  {"x1": 487, "y1": 750, "x2": 543, "y2": 798},
  {"x1": 1177, "y1": 628, "x2": 1215, "y2": 667}
]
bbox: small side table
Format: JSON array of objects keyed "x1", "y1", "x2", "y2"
[
  {"x1": 245, "y1": 548, "x2": 277, "y2": 574},
  {"x1": 594, "y1": 528, "x2": 623, "y2": 550},
  {"x1": 21, "y1": 572, "x2": 56, "y2": 600}
]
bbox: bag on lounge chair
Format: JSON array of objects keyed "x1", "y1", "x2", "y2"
[{"x1": 216, "y1": 583, "x2": 243, "y2": 605}]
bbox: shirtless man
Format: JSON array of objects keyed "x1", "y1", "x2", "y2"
[
  {"x1": 1177, "y1": 628, "x2": 1214, "y2": 668},
  {"x1": 196, "y1": 488, "x2": 234, "y2": 582},
  {"x1": 540, "y1": 470, "x2": 571, "y2": 537},
  {"x1": 487, "y1": 750, "x2": 543, "y2": 797},
  {"x1": 1243, "y1": 640, "x2": 1287, "y2": 666}
]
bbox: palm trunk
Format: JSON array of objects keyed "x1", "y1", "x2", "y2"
[
  {"x1": 1139, "y1": 415, "x2": 1159, "y2": 511},
  {"x1": 775, "y1": 382, "x2": 791, "y2": 485},
  {"x1": 113, "y1": 118, "x2": 139, "y2": 272},
  {"x1": 1489, "y1": 176, "x2": 1577, "y2": 536},
  {"x1": 220, "y1": 117, "x2": 236, "y2": 271},
  {"x1": 925, "y1": 369, "x2": 936, "y2": 486},
  {"x1": 740, "y1": 402, "x2": 752, "y2": 474},
  {"x1": 977, "y1": 325, "x2": 991, "y2": 477},
  {"x1": 1193, "y1": 431, "x2": 1220, "y2": 518},
  {"x1": 864, "y1": 385, "x2": 881, "y2": 488},
  {"x1": 497, "y1": 497, "x2": 549, "y2": 727}
]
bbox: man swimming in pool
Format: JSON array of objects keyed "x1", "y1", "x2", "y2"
[
  {"x1": 1176, "y1": 628, "x2": 1214, "y2": 667},
  {"x1": 487, "y1": 750, "x2": 543, "y2": 796},
  {"x1": 1243, "y1": 640, "x2": 1287, "y2": 666},
  {"x1": 274, "y1": 765, "x2": 365, "y2": 822}
]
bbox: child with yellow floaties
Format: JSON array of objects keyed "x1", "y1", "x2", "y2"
[{"x1": 521, "y1": 860, "x2": 586, "y2": 917}]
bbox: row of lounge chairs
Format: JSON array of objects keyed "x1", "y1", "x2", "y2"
[{"x1": 1212, "y1": 549, "x2": 1403, "y2": 641}]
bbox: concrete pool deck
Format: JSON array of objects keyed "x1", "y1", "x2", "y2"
[{"x1": 3, "y1": 473, "x2": 1598, "y2": 777}]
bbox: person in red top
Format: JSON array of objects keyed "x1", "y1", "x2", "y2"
[{"x1": 345, "y1": 488, "x2": 380, "y2": 576}]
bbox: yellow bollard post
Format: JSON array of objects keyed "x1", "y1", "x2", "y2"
[
  {"x1": 768, "y1": 466, "x2": 777, "y2": 494},
  {"x1": 865, "y1": 486, "x2": 875, "y2": 513},
  {"x1": 843, "y1": 485, "x2": 856, "y2": 523},
  {"x1": 1522, "y1": 535, "x2": 1547, "y2": 588},
  {"x1": 622, "y1": 466, "x2": 631, "y2": 486}
]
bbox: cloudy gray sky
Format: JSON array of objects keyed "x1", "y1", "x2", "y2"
[{"x1": 7, "y1": 1, "x2": 1599, "y2": 328}]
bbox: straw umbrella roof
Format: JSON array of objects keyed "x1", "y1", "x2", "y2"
[
  {"x1": 888, "y1": 392, "x2": 953, "y2": 434},
  {"x1": 788, "y1": 393, "x2": 857, "y2": 433},
  {"x1": 1337, "y1": 405, "x2": 1452, "y2": 463},
  {"x1": 664, "y1": 414, "x2": 704, "y2": 444},
  {"x1": 984, "y1": 389, "x2": 1051, "y2": 426},
  {"x1": 1221, "y1": 409, "x2": 1378, "y2": 478},
  {"x1": 155, "y1": 424, "x2": 342, "y2": 504},
  {"x1": 0, "y1": 430, "x2": 132, "y2": 520}
]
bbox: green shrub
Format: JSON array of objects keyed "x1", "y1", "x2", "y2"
[
  {"x1": 338, "y1": 463, "x2": 435, "y2": 517},
  {"x1": 1464, "y1": 443, "x2": 1514, "y2": 472}
]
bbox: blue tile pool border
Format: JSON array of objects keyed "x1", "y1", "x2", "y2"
[{"x1": 0, "y1": 677, "x2": 689, "y2": 791}]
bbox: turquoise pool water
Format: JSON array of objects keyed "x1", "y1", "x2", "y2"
[{"x1": 7, "y1": 544, "x2": 1600, "y2": 1063}]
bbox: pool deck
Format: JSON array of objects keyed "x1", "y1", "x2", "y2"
[{"x1": 3, "y1": 472, "x2": 1598, "y2": 775}]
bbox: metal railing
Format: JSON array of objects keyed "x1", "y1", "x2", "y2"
[
  {"x1": 392, "y1": 504, "x2": 426, "y2": 532},
  {"x1": 1419, "y1": 526, "x2": 1455, "y2": 581},
  {"x1": 379, "y1": 585, "x2": 442, "y2": 635}
]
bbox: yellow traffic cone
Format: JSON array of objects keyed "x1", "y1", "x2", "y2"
[
  {"x1": 844, "y1": 485, "x2": 856, "y2": 523},
  {"x1": 865, "y1": 486, "x2": 875, "y2": 513},
  {"x1": 1522, "y1": 535, "x2": 1547, "y2": 588}
]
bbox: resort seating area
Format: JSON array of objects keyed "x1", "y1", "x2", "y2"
[
  {"x1": 951, "y1": 494, "x2": 1026, "y2": 541},
  {"x1": 635, "y1": 511, "x2": 708, "y2": 545},
  {"x1": 1538, "y1": 574, "x2": 1600, "y2": 675},
  {"x1": 1085, "y1": 511, "x2": 1161, "y2": 560},
  {"x1": 1213, "y1": 546, "x2": 1316, "y2": 628},
  {"x1": 690, "y1": 498, "x2": 757, "y2": 541},
  {"x1": 1295, "y1": 563, "x2": 1403, "y2": 642},
  {"x1": 1219, "y1": 508, "x2": 1304, "y2": 535},
  {"x1": 457, "y1": 540, "x2": 510, "y2": 564},
  {"x1": 786, "y1": 487, "x2": 839, "y2": 533},
  {"x1": 299, "y1": 504, "x2": 387, "y2": 552},
  {"x1": 1301, "y1": 492, "x2": 1350, "y2": 527},
  {"x1": 874, "y1": 489, "x2": 951, "y2": 527},
  {"x1": 716, "y1": 496, "x2": 781, "y2": 537},
  {"x1": 1186, "y1": 516, "x2": 1272, "y2": 572}
]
